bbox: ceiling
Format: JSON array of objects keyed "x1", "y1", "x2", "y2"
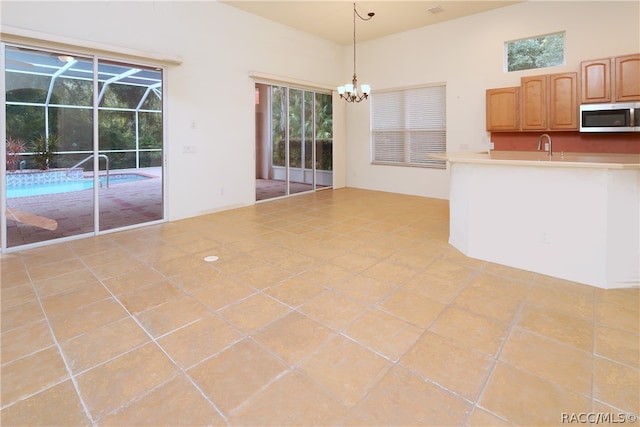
[{"x1": 222, "y1": 1, "x2": 523, "y2": 45}]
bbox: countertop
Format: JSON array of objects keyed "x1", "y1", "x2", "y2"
[{"x1": 430, "y1": 151, "x2": 640, "y2": 169}]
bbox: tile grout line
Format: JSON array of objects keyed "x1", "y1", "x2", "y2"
[
  {"x1": 296, "y1": 234, "x2": 479, "y2": 409},
  {"x1": 399, "y1": 258, "x2": 487, "y2": 424},
  {"x1": 70, "y1": 245, "x2": 231, "y2": 425},
  {"x1": 208, "y1": 236, "x2": 440, "y2": 420},
  {"x1": 15, "y1": 249, "x2": 97, "y2": 425},
  {"x1": 334, "y1": 255, "x2": 487, "y2": 423},
  {"x1": 467, "y1": 269, "x2": 537, "y2": 424}
]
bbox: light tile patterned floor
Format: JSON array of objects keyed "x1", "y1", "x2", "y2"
[{"x1": 1, "y1": 188, "x2": 638, "y2": 426}]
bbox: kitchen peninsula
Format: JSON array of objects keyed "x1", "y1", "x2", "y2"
[{"x1": 433, "y1": 151, "x2": 640, "y2": 289}]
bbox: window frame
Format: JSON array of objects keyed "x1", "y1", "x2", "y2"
[{"x1": 1, "y1": 41, "x2": 169, "y2": 251}]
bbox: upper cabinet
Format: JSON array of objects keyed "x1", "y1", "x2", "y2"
[
  {"x1": 615, "y1": 54, "x2": 640, "y2": 102},
  {"x1": 521, "y1": 76, "x2": 547, "y2": 130},
  {"x1": 492, "y1": 72, "x2": 578, "y2": 132},
  {"x1": 581, "y1": 53, "x2": 640, "y2": 103},
  {"x1": 488, "y1": 53, "x2": 638, "y2": 132},
  {"x1": 549, "y1": 73, "x2": 579, "y2": 130},
  {"x1": 521, "y1": 73, "x2": 578, "y2": 131},
  {"x1": 486, "y1": 87, "x2": 520, "y2": 131},
  {"x1": 581, "y1": 58, "x2": 611, "y2": 103}
]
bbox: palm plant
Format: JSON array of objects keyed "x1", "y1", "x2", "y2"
[{"x1": 32, "y1": 134, "x2": 59, "y2": 170}]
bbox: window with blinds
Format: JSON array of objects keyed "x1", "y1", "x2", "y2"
[{"x1": 371, "y1": 84, "x2": 446, "y2": 169}]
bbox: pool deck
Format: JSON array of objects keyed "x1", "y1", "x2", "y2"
[{"x1": 4, "y1": 167, "x2": 163, "y2": 248}]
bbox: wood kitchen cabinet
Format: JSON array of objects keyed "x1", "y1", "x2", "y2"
[
  {"x1": 615, "y1": 53, "x2": 640, "y2": 102},
  {"x1": 521, "y1": 76, "x2": 547, "y2": 130},
  {"x1": 581, "y1": 53, "x2": 640, "y2": 103},
  {"x1": 486, "y1": 87, "x2": 520, "y2": 131},
  {"x1": 549, "y1": 73, "x2": 578, "y2": 129},
  {"x1": 581, "y1": 58, "x2": 611, "y2": 103},
  {"x1": 521, "y1": 72, "x2": 578, "y2": 131}
]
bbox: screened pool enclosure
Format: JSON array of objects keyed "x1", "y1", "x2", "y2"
[{"x1": 2, "y1": 44, "x2": 164, "y2": 250}]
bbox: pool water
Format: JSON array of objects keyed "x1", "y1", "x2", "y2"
[{"x1": 7, "y1": 174, "x2": 150, "y2": 198}]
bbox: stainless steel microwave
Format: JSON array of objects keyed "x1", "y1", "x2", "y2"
[{"x1": 580, "y1": 102, "x2": 640, "y2": 132}]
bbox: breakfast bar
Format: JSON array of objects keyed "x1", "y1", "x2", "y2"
[{"x1": 433, "y1": 151, "x2": 640, "y2": 289}]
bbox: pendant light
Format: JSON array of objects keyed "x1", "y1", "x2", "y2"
[{"x1": 337, "y1": 3, "x2": 375, "y2": 103}]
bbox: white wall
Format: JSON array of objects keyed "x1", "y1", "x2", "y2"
[
  {"x1": 348, "y1": 1, "x2": 640, "y2": 199},
  {"x1": 448, "y1": 162, "x2": 639, "y2": 289},
  {"x1": 1, "y1": 1, "x2": 345, "y2": 221}
]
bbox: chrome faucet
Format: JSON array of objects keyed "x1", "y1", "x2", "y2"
[{"x1": 537, "y1": 133, "x2": 552, "y2": 156}]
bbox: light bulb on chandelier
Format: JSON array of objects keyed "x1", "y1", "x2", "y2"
[{"x1": 337, "y1": 3, "x2": 374, "y2": 103}]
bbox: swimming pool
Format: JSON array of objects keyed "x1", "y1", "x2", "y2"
[{"x1": 7, "y1": 174, "x2": 151, "y2": 198}]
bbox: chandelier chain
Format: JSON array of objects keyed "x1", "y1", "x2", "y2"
[
  {"x1": 353, "y1": 4, "x2": 356, "y2": 80},
  {"x1": 338, "y1": 2, "x2": 374, "y2": 103},
  {"x1": 353, "y1": 3, "x2": 374, "y2": 81}
]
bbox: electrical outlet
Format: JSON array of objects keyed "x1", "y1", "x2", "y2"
[{"x1": 183, "y1": 145, "x2": 196, "y2": 154}]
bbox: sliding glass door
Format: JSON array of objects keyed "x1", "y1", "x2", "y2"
[
  {"x1": 97, "y1": 59, "x2": 163, "y2": 232},
  {"x1": 313, "y1": 92, "x2": 333, "y2": 191},
  {"x1": 288, "y1": 88, "x2": 307, "y2": 196},
  {"x1": 2, "y1": 44, "x2": 164, "y2": 250},
  {"x1": 255, "y1": 83, "x2": 332, "y2": 201}
]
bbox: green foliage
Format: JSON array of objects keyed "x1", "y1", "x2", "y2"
[
  {"x1": 5, "y1": 61, "x2": 164, "y2": 171},
  {"x1": 99, "y1": 110, "x2": 136, "y2": 151},
  {"x1": 139, "y1": 112, "x2": 163, "y2": 150},
  {"x1": 5, "y1": 137, "x2": 27, "y2": 170},
  {"x1": 101, "y1": 83, "x2": 147, "y2": 109},
  {"x1": 316, "y1": 140, "x2": 333, "y2": 171},
  {"x1": 271, "y1": 87, "x2": 333, "y2": 170},
  {"x1": 53, "y1": 77, "x2": 93, "y2": 106},
  {"x1": 31, "y1": 134, "x2": 60, "y2": 170},
  {"x1": 315, "y1": 94, "x2": 333, "y2": 140},
  {"x1": 6, "y1": 89, "x2": 47, "y2": 142},
  {"x1": 51, "y1": 108, "x2": 93, "y2": 151},
  {"x1": 507, "y1": 33, "x2": 564, "y2": 72}
]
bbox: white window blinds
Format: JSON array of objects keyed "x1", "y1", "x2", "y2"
[{"x1": 371, "y1": 85, "x2": 446, "y2": 168}]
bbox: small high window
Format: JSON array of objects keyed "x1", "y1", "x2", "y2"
[{"x1": 505, "y1": 32, "x2": 565, "y2": 72}]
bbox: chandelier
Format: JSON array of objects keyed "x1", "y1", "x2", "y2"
[{"x1": 338, "y1": 3, "x2": 375, "y2": 103}]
